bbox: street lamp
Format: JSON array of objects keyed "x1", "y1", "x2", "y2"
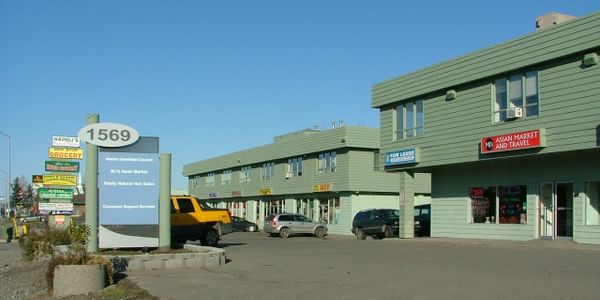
[{"x1": 0, "y1": 131, "x2": 11, "y2": 217}]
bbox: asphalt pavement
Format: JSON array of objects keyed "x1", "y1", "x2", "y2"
[{"x1": 127, "y1": 232, "x2": 600, "y2": 300}]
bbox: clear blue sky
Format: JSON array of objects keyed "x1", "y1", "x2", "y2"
[{"x1": 1, "y1": 1, "x2": 599, "y2": 196}]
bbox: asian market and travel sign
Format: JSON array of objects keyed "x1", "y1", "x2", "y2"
[
  {"x1": 385, "y1": 148, "x2": 419, "y2": 166},
  {"x1": 43, "y1": 174, "x2": 78, "y2": 186},
  {"x1": 45, "y1": 161, "x2": 80, "y2": 172},
  {"x1": 481, "y1": 129, "x2": 546, "y2": 154},
  {"x1": 39, "y1": 188, "x2": 74, "y2": 200},
  {"x1": 48, "y1": 147, "x2": 84, "y2": 160}
]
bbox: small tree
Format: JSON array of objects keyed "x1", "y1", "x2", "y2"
[{"x1": 10, "y1": 176, "x2": 29, "y2": 216}]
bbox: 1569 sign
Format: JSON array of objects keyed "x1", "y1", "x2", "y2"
[{"x1": 78, "y1": 123, "x2": 139, "y2": 148}]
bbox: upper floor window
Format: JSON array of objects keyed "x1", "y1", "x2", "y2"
[
  {"x1": 191, "y1": 175, "x2": 201, "y2": 189},
  {"x1": 240, "y1": 166, "x2": 251, "y2": 183},
  {"x1": 221, "y1": 170, "x2": 231, "y2": 185},
  {"x1": 494, "y1": 71, "x2": 539, "y2": 123},
  {"x1": 205, "y1": 172, "x2": 215, "y2": 187},
  {"x1": 286, "y1": 157, "x2": 303, "y2": 178},
  {"x1": 318, "y1": 151, "x2": 336, "y2": 174},
  {"x1": 262, "y1": 162, "x2": 275, "y2": 180},
  {"x1": 395, "y1": 100, "x2": 424, "y2": 140}
]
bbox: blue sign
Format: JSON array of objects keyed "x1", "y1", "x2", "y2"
[
  {"x1": 98, "y1": 152, "x2": 160, "y2": 225},
  {"x1": 385, "y1": 148, "x2": 418, "y2": 166}
]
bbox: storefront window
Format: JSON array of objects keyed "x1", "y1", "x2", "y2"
[
  {"x1": 585, "y1": 181, "x2": 600, "y2": 225},
  {"x1": 470, "y1": 187, "x2": 496, "y2": 223},
  {"x1": 498, "y1": 185, "x2": 527, "y2": 224},
  {"x1": 319, "y1": 198, "x2": 340, "y2": 224},
  {"x1": 469, "y1": 185, "x2": 527, "y2": 224}
]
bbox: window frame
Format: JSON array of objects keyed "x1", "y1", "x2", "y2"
[
  {"x1": 394, "y1": 100, "x2": 424, "y2": 140},
  {"x1": 493, "y1": 70, "x2": 539, "y2": 123}
]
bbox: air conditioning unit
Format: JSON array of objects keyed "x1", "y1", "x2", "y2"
[
  {"x1": 506, "y1": 107, "x2": 523, "y2": 119},
  {"x1": 285, "y1": 172, "x2": 292, "y2": 179}
]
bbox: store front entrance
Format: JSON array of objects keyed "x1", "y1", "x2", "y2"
[{"x1": 538, "y1": 182, "x2": 573, "y2": 240}]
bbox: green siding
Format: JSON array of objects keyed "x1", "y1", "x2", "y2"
[
  {"x1": 372, "y1": 11, "x2": 600, "y2": 107},
  {"x1": 381, "y1": 51, "x2": 600, "y2": 170}
]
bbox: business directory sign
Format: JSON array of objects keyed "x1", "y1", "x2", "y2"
[{"x1": 98, "y1": 152, "x2": 159, "y2": 225}]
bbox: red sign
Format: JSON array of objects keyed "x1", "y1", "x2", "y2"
[{"x1": 481, "y1": 129, "x2": 545, "y2": 154}]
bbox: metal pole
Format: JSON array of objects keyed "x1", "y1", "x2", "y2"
[
  {"x1": 0, "y1": 132, "x2": 11, "y2": 217},
  {"x1": 159, "y1": 153, "x2": 172, "y2": 250},
  {"x1": 84, "y1": 114, "x2": 99, "y2": 252}
]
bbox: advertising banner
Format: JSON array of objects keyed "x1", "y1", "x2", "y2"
[
  {"x1": 98, "y1": 152, "x2": 160, "y2": 225},
  {"x1": 48, "y1": 147, "x2": 84, "y2": 160},
  {"x1": 43, "y1": 175, "x2": 77, "y2": 186},
  {"x1": 45, "y1": 161, "x2": 80, "y2": 172},
  {"x1": 39, "y1": 188, "x2": 74, "y2": 200},
  {"x1": 52, "y1": 136, "x2": 81, "y2": 148}
]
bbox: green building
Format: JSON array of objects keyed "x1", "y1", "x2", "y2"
[
  {"x1": 183, "y1": 126, "x2": 431, "y2": 235},
  {"x1": 372, "y1": 12, "x2": 600, "y2": 243}
]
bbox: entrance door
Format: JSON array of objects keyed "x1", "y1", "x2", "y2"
[
  {"x1": 538, "y1": 183, "x2": 554, "y2": 239},
  {"x1": 537, "y1": 182, "x2": 573, "y2": 240},
  {"x1": 556, "y1": 183, "x2": 573, "y2": 238}
]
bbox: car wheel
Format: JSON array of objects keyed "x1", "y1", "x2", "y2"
[
  {"x1": 355, "y1": 228, "x2": 366, "y2": 240},
  {"x1": 384, "y1": 225, "x2": 394, "y2": 238},
  {"x1": 279, "y1": 227, "x2": 291, "y2": 238},
  {"x1": 247, "y1": 225, "x2": 257, "y2": 232},
  {"x1": 201, "y1": 228, "x2": 220, "y2": 247},
  {"x1": 314, "y1": 227, "x2": 326, "y2": 238}
]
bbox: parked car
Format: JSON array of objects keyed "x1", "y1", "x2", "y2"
[
  {"x1": 263, "y1": 213, "x2": 328, "y2": 238},
  {"x1": 414, "y1": 204, "x2": 431, "y2": 237},
  {"x1": 351, "y1": 208, "x2": 399, "y2": 240},
  {"x1": 231, "y1": 216, "x2": 259, "y2": 232}
]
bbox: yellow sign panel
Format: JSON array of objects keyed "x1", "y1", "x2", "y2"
[
  {"x1": 43, "y1": 175, "x2": 78, "y2": 186},
  {"x1": 258, "y1": 188, "x2": 273, "y2": 196},
  {"x1": 312, "y1": 183, "x2": 332, "y2": 192},
  {"x1": 48, "y1": 147, "x2": 84, "y2": 160}
]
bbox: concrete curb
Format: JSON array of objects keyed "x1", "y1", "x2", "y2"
[{"x1": 105, "y1": 244, "x2": 227, "y2": 272}]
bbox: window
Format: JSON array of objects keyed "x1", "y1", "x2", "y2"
[
  {"x1": 395, "y1": 100, "x2": 424, "y2": 140},
  {"x1": 261, "y1": 162, "x2": 275, "y2": 180},
  {"x1": 494, "y1": 71, "x2": 539, "y2": 122},
  {"x1": 205, "y1": 172, "x2": 215, "y2": 187},
  {"x1": 240, "y1": 166, "x2": 251, "y2": 183},
  {"x1": 469, "y1": 185, "x2": 527, "y2": 224},
  {"x1": 319, "y1": 198, "x2": 340, "y2": 224},
  {"x1": 318, "y1": 151, "x2": 336, "y2": 174},
  {"x1": 176, "y1": 198, "x2": 195, "y2": 213},
  {"x1": 191, "y1": 175, "x2": 201, "y2": 189},
  {"x1": 286, "y1": 157, "x2": 303, "y2": 178},
  {"x1": 221, "y1": 170, "x2": 231, "y2": 185},
  {"x1": 586, "y1": 181, "x2": 600, "y2": 225}
]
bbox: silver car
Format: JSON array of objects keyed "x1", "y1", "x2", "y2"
[{"x1": 263, "y1": 213, "x2": 328, "y2": 238}]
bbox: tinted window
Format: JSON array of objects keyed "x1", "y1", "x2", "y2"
[
  {"x1": 278, "y1": 215, "x2": 292, "y2": 221},
  {"x1": 177, "y1": 198, "x2": 195, "y2": 213},
  {"x1": 297, "y1": 215, "x2": 311, "y2": 222}
]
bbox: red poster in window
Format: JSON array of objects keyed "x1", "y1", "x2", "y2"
[{"x1": 481, "y1": 129, "x2": 545, "y2": 154}]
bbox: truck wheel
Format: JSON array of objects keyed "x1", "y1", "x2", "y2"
[
  {"x1": 279, "y1": 227, "x2": 291, "y2": 239},
  {"x1": 201, "y1": 228, "x2": 220, "y2": 247},
  {"x1": 356, "y1": 228, "x2": 366, "y2": 240}
]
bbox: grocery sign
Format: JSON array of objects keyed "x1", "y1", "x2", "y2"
[
  {"x1": 43, "y1": 175, "x2": 78, "y2": 186},
  {"x1": 48, "y1": 147, "x2": 84, "y2": 160},
  {"x1": 45, "y1": 161, "x2": 80, "y2": 172},
  {"x1": 481, "y1": 128, "x2": 546, "y2": 154}
]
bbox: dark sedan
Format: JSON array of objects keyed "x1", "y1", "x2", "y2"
[{"x1": 232, "y1": 216, "x2": 259, "y2": 232}]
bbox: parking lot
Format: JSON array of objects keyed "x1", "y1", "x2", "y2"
[{"x1": 128, "y1": 232, "x2": 600, "y2": 300}]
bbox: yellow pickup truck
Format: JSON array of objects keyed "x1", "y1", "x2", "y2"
[{"x1": 170, "y1": 195, "x2": 233, "y2": 246}]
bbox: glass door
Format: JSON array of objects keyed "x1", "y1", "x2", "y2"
[
  {"x1": 538, "y1": 183, "x2": 554, "y2": 239},
  {"x1": 556, "y1": 183, "x2": 573, "y2": 238}
]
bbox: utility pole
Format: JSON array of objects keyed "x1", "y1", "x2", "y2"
[{"x1": 0, "y1": 131, "x2": 11, "y2": 217}]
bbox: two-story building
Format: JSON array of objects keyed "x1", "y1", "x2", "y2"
[
  {"x1": 372, "y1": 12, "x2": 600, "y2": 244},
  {"x1": 183, "y1": 126, "x2": 431, "y2": 235}
]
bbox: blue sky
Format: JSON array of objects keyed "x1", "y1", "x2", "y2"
[{"x1": 1, "y1": 1, "x2": 599, "y2": 196}]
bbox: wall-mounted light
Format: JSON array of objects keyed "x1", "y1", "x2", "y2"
[
  {"x1": 446, "y1": 89, "x2": 457, "y2": 101},
  {"x1": 583, "y1": 53, "x2": 598, "y2": 67}
]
